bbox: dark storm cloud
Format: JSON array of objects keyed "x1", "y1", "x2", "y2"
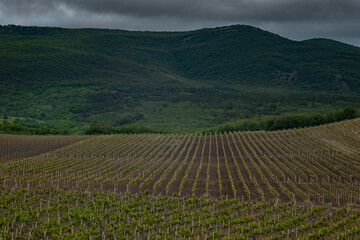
[
  {"x1": 3, "y1": 0, "x2": 360, "y2": 21},
  {"x1": 1, "y1": 0, "x2": 360, "y2": 46}
]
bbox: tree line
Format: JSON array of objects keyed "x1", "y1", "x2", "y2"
[
  {"x1": 1, "y1": 106, "x2": 358, "y2": 135},
  {"x1": 0, "y1": 123, "x2": 70, "y2": 135},
  {"x1": 202, "y1": 106, "x2": 359, "y2": 134}
]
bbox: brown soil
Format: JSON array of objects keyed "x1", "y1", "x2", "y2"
[
  {"x1": 320, "y1": 138, "x2": 356, "y2": 154},
  {"x1": 3, "y1": 119, "x2": 360, "y2": 206},
  {"x1": 0, "y1": 134, "x2": 88, "y2": 161}
]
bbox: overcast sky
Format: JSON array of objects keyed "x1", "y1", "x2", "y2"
[{"x1": 0, "y1": 0, "x2": 359, "y2": 46}]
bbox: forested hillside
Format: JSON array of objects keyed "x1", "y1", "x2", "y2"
[{"x1": 1, "y1": 25, "x2": 360, "y2": 133}]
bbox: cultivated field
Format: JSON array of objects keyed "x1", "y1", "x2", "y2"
[
  {"x1": 0, "y1": 134, "x2": 88, "y2": 161},
  {"x1": 1, "y1": 187, "x2": 359, "y2": 239},
  {"x1": 1, "y1": 118, "x2": 360, "y2": 203},
  {"x1": 1, "y1": 118, "x2": 360, "y2": 239}
]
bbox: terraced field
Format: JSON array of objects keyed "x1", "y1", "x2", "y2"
[{"x1": 1, "y1": 119, "x2": 360, "y2": 239}]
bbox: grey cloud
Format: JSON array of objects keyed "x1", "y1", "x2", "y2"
[
  {"x1": 0, "y1": 0, "x2": 58, "y2": 15},
  {"x1": 2, "y1": 0, "x2": 360, "y2": 21}
]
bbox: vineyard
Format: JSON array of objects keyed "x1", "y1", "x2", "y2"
[
  {"x1": 0, "y1": 134, "x2": 88, "y2": 161},
  {"x1": 1, "y1": 118, "x2": 360, "y2": 239},
  {"x1": 1, "y1": 187, "x2": 359, "y2": 239}
]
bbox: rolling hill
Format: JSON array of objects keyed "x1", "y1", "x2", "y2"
[
  {"x1": 1, "y1": 118, "x2": 360, "y2": 203},
  {"x1": 1, "y1": 24, "x2": 360, "y2": 132},
  {"x1": 1, "y1": 118, "x2": 360, "y2": 239}
]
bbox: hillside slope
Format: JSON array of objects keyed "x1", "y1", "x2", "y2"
[
  {"x1": 1, "y1": 25, "x2": 360, "y2": 132},
  {"x1": 2, "y1": 118, "x2": 360, "y2": 204},
  {"x1": 1, "y1": 119, "x2": 360, "y2": 239},
  {"x1": 0, "y1": 134, "x2": 88, "y2": 161}
]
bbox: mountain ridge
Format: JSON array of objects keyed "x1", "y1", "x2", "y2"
[{"x1": 1, "y1": 24, "x2": 360, "y2": 132}]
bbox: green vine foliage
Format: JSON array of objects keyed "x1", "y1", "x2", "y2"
[{"x1": 0, "y1": 187, "x2": 359, "y2": 239}]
